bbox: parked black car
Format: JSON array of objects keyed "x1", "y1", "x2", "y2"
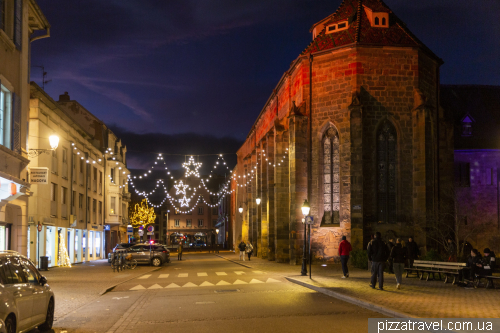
[{"x1": 126, "y1": 244, "x2": 170, "y2": 267}]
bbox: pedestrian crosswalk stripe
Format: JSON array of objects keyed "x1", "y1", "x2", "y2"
[
  {"x1": 138, "y1": 274, "x2": 151, "y2": 279},
  {"x1": 266, "y1": 278, "x2": 280, "y2": 283},
  {"x1": 159, "y1": 274, "x2": 169, "y2": 278},
  {"x1": 148, "y1": 284, "x2": 163, "y2": 289},
  {"x1": 234, "y1": 271, "x2": 245, "y2": 275},
  {"x1": 233, "y1": 279, "x2": 247, "y2": 285},
  {"x1": 253, "y1": 271, "x2": 264, "y2": 274},
  {"x1": 130, "y1": 285, "x2": 146, "y2": 290},
  {"x1": 216, "y1": 280, "x2": 231, "y2": 286},
  {"x1": 197, "y1": 272, "x2": 208, "y2": 277},
  {"x1": 199, "y1": 281, "x2": 214, "y2": 286},
  {"x1": 249, "y1": 279, "x2": 264, "y2": 284},
  {"x1": 178, "y1": 273, "x2": 188, "y2": 277},
  {"x1": 215, "y1": 272, "x2": 227, "y2": 276},
  {"x1": 182, "y1": 282, "x2": 198, "y2": 288},
  {"x1": 165, "y1": 283, "x2": 180, "y2": 288}
]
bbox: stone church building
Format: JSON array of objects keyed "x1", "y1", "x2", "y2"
[{"x1": 231, "y1": 0, "x2": 454, "y2": 263}]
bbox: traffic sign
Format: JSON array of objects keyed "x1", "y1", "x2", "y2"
[
  {"x1": 305, "y1": 216, "x2": 314, "y2": 225},
  {"x1": 37, "y1": 223, "x2": 42, "y2": 232},
  {"x1": 127, "y1": 224, "x2": 133, "y2": 233},
  {"x1": 147, "y1": 225, "x2": 154, "y2": 232},
  {"x1": 147, "y1": 232, "x2": 153, "y2": 236},
  {"x1": 138, "y1": 230, "x2": 144, "y2": 236},
  {"x1": 139, "y1": 226, "x2": 144, "y2": 230}
]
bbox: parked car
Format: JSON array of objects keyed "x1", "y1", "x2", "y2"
[
  {"x1": 190, "y1": 240, "x2": 206, "y2": 248},
  {"x1": 0, "y1": 251, "x2": 54, "y2": 333},
  {"x1": 126, "y1": 244, "x2": 170, "y2": 267},
  {"x1": 108, "y1": 243, "x2": 136, "y2": 263}
]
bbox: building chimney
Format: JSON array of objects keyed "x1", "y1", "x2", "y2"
[{"x1": 59, "y1": 92, "x2": 70, "y2": 102}]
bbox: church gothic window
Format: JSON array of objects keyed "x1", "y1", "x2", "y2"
[
  {"x1": 322, "y1": 128, "x2": 340, "y2": 225},
  {"x1": 377, "y1": 120, "x2": 397, "y2": 223}
]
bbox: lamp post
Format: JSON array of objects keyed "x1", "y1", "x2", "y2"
[
  {"x1": 215, "y1": 228, "x2": 219, "y2": 253},
  {"x1": 28, "y1": 134, "x2": 59, "y2": 158},
  {"x1": 238, "y1": 205, "x2": 243, "y2": 214},
  {"x1": 301, "y1": 199, "x2": 310, "y2": 276}
]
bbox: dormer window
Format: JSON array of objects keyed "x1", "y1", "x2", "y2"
[
  {"x1": 363, "y1": 6, "x2": 389, "y2": 28},
  {"x1": 326, "y1": 21, "x2": 348, "y2": 34},
  {"x1": 461, "y1": 113, "x2": 475, "y2": 137}
]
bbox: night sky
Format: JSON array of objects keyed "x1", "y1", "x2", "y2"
[{"x1": 31, "y1": 0, "x2": 500, "y2": 173}]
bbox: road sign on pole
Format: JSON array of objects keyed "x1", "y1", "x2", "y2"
[{"x1": 147, "y1": 226, "x2": 154, "y2": 233}]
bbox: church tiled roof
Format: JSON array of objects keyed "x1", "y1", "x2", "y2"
[{"x1": 302, "y1": 0, "x2": 441, "y2": 62}]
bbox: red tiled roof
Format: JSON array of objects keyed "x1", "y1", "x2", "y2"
[{"x1": 302, "y1": 0, "x2": 441, "y2": 62}]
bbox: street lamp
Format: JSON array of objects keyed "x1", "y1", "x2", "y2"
[
  {"x1": 301, "y1": 199, "x2": 310, "y2": 276},
  {"x1": 255, "y1": 197, "x2": 261, "y2": 205},
  {"x1": 238, "y1": 205, "x2": 243, "y2": 214},
  {"x1": 28, "y1": 134, "x2": 60, "y2": 158}
]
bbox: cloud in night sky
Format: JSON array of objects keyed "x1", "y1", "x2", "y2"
[{"x1": 31, "y1": 0, "x2": 500, "y2": 168}]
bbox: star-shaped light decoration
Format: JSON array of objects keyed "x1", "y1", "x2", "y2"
[
  {"x1": 179, "y1": 196, "x2": 191, "y2": 207},
  {"x1": 182, "y1": 156, "x2": 202, "y2": 178},
  {"x1": 174, "y1": 180, "x2": 189, "y2": 195}
]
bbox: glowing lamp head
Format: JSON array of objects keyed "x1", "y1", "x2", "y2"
[
  {"x1": 256, "y1": 197, "x2": 261, "y2": 205},
  {"x1": 49, "y1": 135, "x2": 59, "y2": 150},
  {"x1": 238, "y1": 206, "x2": 243, "y2": 214},
  {"x1": 301, "y1": 199, "x2": 310, "y2": 216},
  {"x1": 215, "y1": 228, "x2": 219, "y2": 234}
]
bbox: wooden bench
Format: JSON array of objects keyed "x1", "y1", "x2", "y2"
[
  {"x1": 405, "y1": 260, "x2": 468, "y2": 284},
  {"x1": 474, "y1": 267, "x2": 500, "y2": 289}
]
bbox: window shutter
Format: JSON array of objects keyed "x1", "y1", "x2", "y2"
[
  {"x1": 14, "y1": 0, "x2": 22, "y2": 50},
  {"x1": 11, "y1": 92, "x2": 21, "y2": 154}
]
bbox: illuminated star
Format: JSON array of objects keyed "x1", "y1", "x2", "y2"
[
  {"x1": 174, "y1": 180, "x2": 189, "y2": 195},
  {"x1": 182, "y1": 156, "x2": 202, "y2": 178},
  {"x1": 179, "y1": 196, "x2": 191, "y2": 207}
]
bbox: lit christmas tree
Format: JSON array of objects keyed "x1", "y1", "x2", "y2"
[{"x1": 58, "y1": 233, "x2": 72, "y2": 267}]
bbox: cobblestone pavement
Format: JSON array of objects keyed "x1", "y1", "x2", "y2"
[
  {"x1": 217, "y1": 251, "x2": 500, "y2": 318},
  {"x1": 42, "y1": 259, "x2": 161, "y2": 320}
]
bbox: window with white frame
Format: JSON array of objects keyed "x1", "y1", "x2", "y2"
[
  {"x1": 110, "y1": 196, "x2": 116, "y2": 214},
  {"x1": 198, "y1": 207, "x2": 204, "y2": 215},
  {"x1": 186, "y1": 219, "x2": 192, "y2": 227},
  {"x1": 174, "y1": 219, "x2": 180, "y2": 227},
  {"x1": 0, "y1": 85, "x2": 12, "y2": 148},
  {"x1": 198, "y1": 219, "x2": 203, "y2": 227}
]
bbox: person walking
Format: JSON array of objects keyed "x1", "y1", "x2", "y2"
[
  {"x1": 390, "y1": 238, "x2": 406, "y2": 289},
  {"x1": 387, "y1": 238, "x2": 395, "y2": 274},
  {"x1": 246, "y1": 241, "x2": 254, "y2": 261},
  {"x1": 338, "y1": 236, "x2": 352, "y2": 278},
  {"x1": 367, "y1": 232, "x2": 389, "y2": 290},
  {"x1": 177, "y1": 239, "x2": 183, "y2": 261},
  {"x1": 238, "y1": 240, "x2": 246, "y2": 261},
  {"x1": 406, "y1": 237, "x2": 420, "y2": 268}
]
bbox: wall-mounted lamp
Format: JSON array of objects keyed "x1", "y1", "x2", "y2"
[
  {"x1": 238, "y1": 206, "x2": 243, "y2": 214},
  {"x1": 256, "y1": 197, "x2": 261, "y2": 205},
  {"x1": 28, "y1": 134, "x2": 60, "y2": 158}
]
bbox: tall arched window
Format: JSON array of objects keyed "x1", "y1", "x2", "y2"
[
  {"x1": 377, "y1": 120, "x2": 397, "y2": 223},
  {"x1": 375, "y1": 17, "x2": 379, "y2": 25},
  {"x1": 382, "y1": 17, "x2": 386, "y2": 25},
  {"x1": 322, "y1": 128, "x2": 340, "y2": 225}
]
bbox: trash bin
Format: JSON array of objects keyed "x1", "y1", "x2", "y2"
[{"x1": 40, "y1": 256, "x2": 49, "y2": 271}]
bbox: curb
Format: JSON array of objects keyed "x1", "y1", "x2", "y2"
[
  {"x1": 214, "y1": 254, "x2": 253, "y2": 269},
  {"x1": 99, "y1": 266, "x2": 162, "y2": 296},
  {"x1": 285, "y1": 277, "x2": 415, "y2": 319}
]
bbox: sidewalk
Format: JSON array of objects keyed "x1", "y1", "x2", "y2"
[
  {"x1": 42, "y1": 259, "x2": 160, "y2": 320},
  {"x1": 216, "y1": 251, "x2": 500, "y2": 318}
]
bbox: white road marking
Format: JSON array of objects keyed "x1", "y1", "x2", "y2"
[
  {"x1": 197, "y1": 272, "x2": 208, "y2": 277},
  {"x1": 178, "y1": 273, "x2": 188, "y2": 277},
  {"x1": 234, "y1": 271, "x2": 245, "y2": 275},
  {"x1": 182, "y1": 282, "x2": 198, "y2": 288},
  {"x1": 138, "y1": 275, "x2": 151, "y2": 279},
  {"x1": 249, "y1": 279, "x2": 264, "y2": 284},
  {"x1": 112, "y1": 296, "x2": 130, "y2": 300},
  {"x1": 199, "y1": 281, "x2": 214, "y2": 286},
  {"x1": 159, "y1": 274, "x2": 169, "y2": 278},
  {"x1": 129, "y1": 285, "x2": 146, "y2": 290},
  {"x1": 216, "y1": 280, "x2": 231, "y2": 285},
  {"x1": 196, "y1": 301, "x2": 215, "y2": 304},
  {"x1": 233, "y1": 279, "x2": 248, "y2": 285},
  {"x1": 148, "y1": 284, "x2": 163, "y2": 289},
  {"x1": 252, "y1": 271, "x2": 264, "y2": 274},
  {"x1": 165, "y1": 283, "x2": 180, "y2": 288},
  {"x1": 266, "y1": 278, "x2": 280, "y2": 283},
  {"x1": 215, "y1": 272, "x2": 227, "y2": 276}
]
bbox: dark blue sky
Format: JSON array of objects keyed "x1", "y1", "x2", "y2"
[{"x1": 31, "y1": 0, "x2": 500, "y2": 170}]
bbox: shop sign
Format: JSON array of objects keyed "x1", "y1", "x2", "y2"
[
  {"x1": 104, "y1": 225, "x2": 110, "y2": 231},
  {"x1": 91, "y1": 225, "x2": 98, "y2": 229},
  {"x1": 30, "y1": 167, "x2": 49, "y2": 184}
]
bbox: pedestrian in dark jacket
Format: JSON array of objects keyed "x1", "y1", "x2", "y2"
[
  {"x1": 238, "y1": 241, "x2": 246, "y2": 261},
  {"x1": 465, "y1": 249, "x2": 482, "y2": 280},
  {"x1": 390, "y1": 238, "x2": 406, "y2": 289},
  {"x1": 367, "y1": 232, "x2": 389, "y2": 290},
  {"x1": 177, "y1": 240, "x2": 183, "y2": 261},
  {"x1": 387, "y1": 239, "x2": 395, "y2": 274},
  {"x1": 406, "y1": 237, "x2": 420, "y2": 268},
  {"x1": 477, "y1": 248, "x2": 496, "y2": 277},
  {"x1": 338, "y1": 236, "x2": 352, "y2": 278}
]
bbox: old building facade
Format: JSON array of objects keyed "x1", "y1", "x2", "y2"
[{"x1": 231, "y1": 0, "x2": 454, "y2": 263}]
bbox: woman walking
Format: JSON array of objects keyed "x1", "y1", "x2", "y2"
[
  {"x1": 246, "y1": 241, "x2": 254, "y2": 261},
  {"x1": 390, "y1": 238, "x2": 406, "y2": 289}
]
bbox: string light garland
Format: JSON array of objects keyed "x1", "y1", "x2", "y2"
[{"x1": 182, "y1": 156, "x2": 202, "y2": 178}]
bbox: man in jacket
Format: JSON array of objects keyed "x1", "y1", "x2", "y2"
[
  {"x1": 238, "y1": 240, "x2": 246, "y2": 261},
  {"x1": 478, "y1": 248, "x2": 496, "y2": 276},
  {"x1": 407, "y1": 237, "x2": 420, "y2": 268},
  {"x1": 338, "y1": 236, "x2": 352, "y2": 278},
  {"x1": 390, "y1": 238, "x2": 406, "y2": 289},
  {"x1": 387, "y1": 238, "x2": 395, "y2": 274},
  {"x1": 367, "y1": 232, "x2": 389, "y2": 290}
]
